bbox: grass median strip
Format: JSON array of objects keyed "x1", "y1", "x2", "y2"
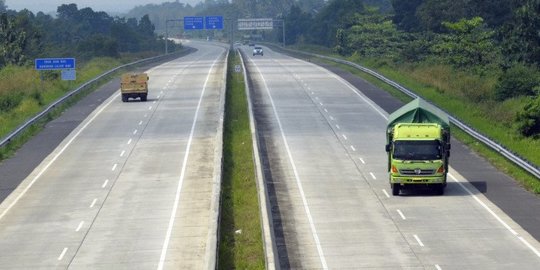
[{"x1": 219, "y1": 51, "x2": 265, "y2": 269}]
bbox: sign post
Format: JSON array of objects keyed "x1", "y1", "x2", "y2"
[{"x1": 35, "y1": 58, "x2": 77, "y2": 90}]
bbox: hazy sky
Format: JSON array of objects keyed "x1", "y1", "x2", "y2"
[{"x1": 6, "y1": 0, "x2": 202, "y2": 14}]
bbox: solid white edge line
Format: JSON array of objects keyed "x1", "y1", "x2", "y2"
[
  {"x1": 397, "y1": 209, "x2": 406, "y2": 220},
  {"x1": 58, "y1": 247, "x2": 68, "y2": 261},
  {"x1": 76, "y1": 221, "x2": 84, "y2": 232},
  {"x1": 413, "y1": 234, "x2": 424, "y2": 247},
  {"x1": 251, "y1": 58, "x2": 328, "y2": 269},
  {"x1": 450, "y1": 172, "x2": 540, "y2": 257},
  {"x1": 157, "y1": 55, "x2": 222, "y2": 270},
  {"x1": 0, "y1": 92, "x2": 120, "y2": 221},
  {"x1": 382, "y1": 189, "x2": 390, "y2": 198},
  {"x1": 518, "y1": 237, "x2": 540, "y2": 258}
]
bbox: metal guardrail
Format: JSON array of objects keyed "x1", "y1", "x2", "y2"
[
  {"x1": 0, "y1": 53, "x2": 177, "y2": 148},
  {"x1": 278, "y1": 46, "x2": 540, "y2": 180}
]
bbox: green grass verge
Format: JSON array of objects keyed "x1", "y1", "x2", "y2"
[
  {"x1": 219, "y1": 51, "x2": 265, "y2": 269},
  {"x1": 309, "y1": 57, "x2": 540, "y2": 194}
]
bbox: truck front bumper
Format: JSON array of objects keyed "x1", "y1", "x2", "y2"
[{"x1": 390, "y1": 175, "x2": 446, "y2": 185}]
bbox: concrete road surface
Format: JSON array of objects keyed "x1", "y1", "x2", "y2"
[
  {"x1": 0, "y1": 41, "x2": 227, "y2": 269},
  {"x1": 242, "y1": 46, "x2": 540, "y2": 269}
]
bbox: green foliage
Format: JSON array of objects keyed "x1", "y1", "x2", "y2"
[
  {"x1": 495, "y1": 63, "x2": 540, "y2": 101},
  {"x1": 431, "y1": 17, "x2": 499, "y2": 69},
  {"x1": 0, "y1": 13, "x2": 28, "y2": 66},
  {"x1": 308, "y1": 0, "x2": 365, "y2": 47},
  {"x1": 344, "y1": 11, "x2": 403, "y2": 58},
  {"x1": 391, "y1": 0, "x2": 422, "y2": 31},
  {"x1": 501, "y1": 0, "x2": 540, "y2": 66},
  {"x1": 0, "y1": 4, "x2": 166, "y2": 69},
  {"x1": 516, "y1": 95, "x2": 540, "y2": 137}
]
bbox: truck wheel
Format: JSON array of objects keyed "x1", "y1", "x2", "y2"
[
  {"x1": 392, "y1": 184, "x2": 400, "y2": 196},
  {"x1": 141, "y1": 94, "x2": 147, "y2": 102},
  {"x1": 122, "y1": 94, "x2": 128, "y2": 102}
]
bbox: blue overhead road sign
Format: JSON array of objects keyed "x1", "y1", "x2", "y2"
[
  {"x1": 184, "y1": 16, "x2": 204, "y2": 30},
  {"x1": 205, "y1": 16, "x2": 223, "y2": 29},
  {"x1": 35, "y1": 58, "x2": 76, "y2": 70}
]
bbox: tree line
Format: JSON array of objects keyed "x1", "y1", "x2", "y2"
[{"x1": 0, "y1": 3, "x2": 169, "y2": 69}]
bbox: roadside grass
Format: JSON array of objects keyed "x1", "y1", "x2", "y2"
[
  {"x1": 312, "y1": 57, "x2": 540, "y2": 194},
  {"x1": 219, "y1": 51, "x2": 265, "y2": 269}
]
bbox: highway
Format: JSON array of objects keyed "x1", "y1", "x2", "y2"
[
  {"x1": 0, "y1": 41, "x2": 227, "y2": 269},
  {"x1": 241, "y1": 45, "x2": 540, "y2": 269}
]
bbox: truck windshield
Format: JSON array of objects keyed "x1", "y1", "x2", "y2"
[{"x1": 393, "y1": 140, "x2": 441, "y2": 160}]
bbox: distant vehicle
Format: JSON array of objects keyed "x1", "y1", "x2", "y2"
[
  {"x1": 253, "y1": 46, "x2": 264, "y2": 56},
  {"x1": 385, "y1": 98, "x2": 451, "y2": 195},
  {"x1": 248, "y1": 42, "x2": 255, "y2": 46},
  {"x1": 120, "y1": 73, "x2": 149, "y2": 102}
]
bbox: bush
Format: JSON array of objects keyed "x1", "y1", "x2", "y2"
[
  {"x1": 0, "y1": 92, "x2": 24, "y2": 111},
  {"x1": 515, "y1": 95, "x2": 540, "y2": 137},
  {"x1": 495, "y1": 63, "x2": 540, "y2": 101}
]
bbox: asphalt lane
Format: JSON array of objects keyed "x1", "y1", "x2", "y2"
[
  {"x1": 0, "y1": 41, "x2": 226, "y2": 269},
  {"x1": 243, "y1": 45, "x2": 540, "y2": 269}
]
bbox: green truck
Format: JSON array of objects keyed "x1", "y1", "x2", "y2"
[
  {"x1": 120, "y1": 73, "x2": 149, "y2": 102},
  {"x1": 385, "y1": 98, "x2": 451, "y2": 195}
]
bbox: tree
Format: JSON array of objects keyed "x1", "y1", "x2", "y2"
[
  {"x1": 391, "y1": 0, "x2": 422, "y2": 32},
  {"x1": 0, "y1": 13, "x2": 28, "y2": 67},
  {"x1": 284, "y1": 5, "x2": 313, "y2": 45},
  {"x1": 0, "y1": 0, "x2": 6, "y2": 12},
  {"x1": 495, "y1": 63, "x2": 540, "y2": 100},
  {"x1": 308, "y1": 0, "x2": 365, "y2": 47},
  {"x1": 516, "y1": 94, "x2": 540, "y2": 137},
  {"x1": 431, "y1": 17, "x2": 498, "y2": 68},
  {"x1": 344, "y1": 9, "x2": 403, "y2": 58},
  {"x1": 501, "y1": 0, "x2": 540, "y2": 66}
]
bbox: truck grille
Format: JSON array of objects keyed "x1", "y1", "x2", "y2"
[{"x1": 399, "y1": 169, "x2": 436, "y2": 176}]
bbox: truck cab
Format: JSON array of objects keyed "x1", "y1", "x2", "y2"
[{"x1": 385, "y1": 99, "x2": 451, "y2": 195}]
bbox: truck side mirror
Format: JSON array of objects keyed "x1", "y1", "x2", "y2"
[{"x1": 385, "y1": 144, "x2": 391, "y2": 152}]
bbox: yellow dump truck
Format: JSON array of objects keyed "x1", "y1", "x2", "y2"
[{"x1": 120, "y1": 73, "x2": 149, "y2": 102}]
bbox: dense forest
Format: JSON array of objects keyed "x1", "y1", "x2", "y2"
[{"x1": 0, "y1": 1, "x2": 170, "y2": 69}]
